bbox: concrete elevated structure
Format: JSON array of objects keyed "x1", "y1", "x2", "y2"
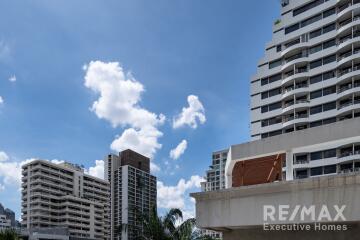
[{"x1": 191, "y1": 172, "x2": 360, "y2": 240}]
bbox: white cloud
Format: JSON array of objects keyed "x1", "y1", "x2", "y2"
[
  {"x1": 8, "y1": 75, "x2": 16, "y2": 82},
  {"x1": 157, "y1": 175, "x2": 204, "y2": 209},
  {"x1": 150, "y1": 162, "x2": 161, "y2": 173},
  {"x1": 84, "y1": 61, "x2": 165, "y2": 158},
  {"x1": 0, "y1": 151, "x2": 9, "y2": 162},
  {"x1": 0, "y1": 183, "x2": 4, "y2": 192},
  {"x1": 0, "y1": 96, "x2": 3, "y2": 104},
  {"x1": 170, "y1": 140, "x2": 187, "y2": 160},
  {"x1": 173, "y1": 95, "x2": 206, "y2": 129},
  {"x1": 86, "y1": 160, "x2": 104, "y2": 180}
]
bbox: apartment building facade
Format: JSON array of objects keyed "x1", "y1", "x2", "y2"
[
  {"x1": 247, "y1": 0, "x2": 360, "y2": 180},
  {"x1": 21, "y1": 160, "x2": 110, "y2": 240},
  {"x1": 251, "y1": 0, "x2": 360, "y2": 141},
  {"x1": 105, "y1": 149, "x2": 157, "y2": 240},
  {"x1": 193, "y1": 1, "x2": 360, "y2": 238}
]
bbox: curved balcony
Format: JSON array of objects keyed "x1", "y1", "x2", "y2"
[
  {"x1": 337, "y1": 99, "x2": 360, "y2": 115},
  {"x1": 281, "y1": 56, "x2": 308, "y2": 71},
  {"x1": 282, "y1": 85, "x2": 309, "y2": 99},
  {"x1": 282, "y1": 42, "x2": 308, "y2": 57},
  {"x1": 282, "y1": 114, "x2": 308, "y2": 128},
  {"x1": 337, "y1": 68, "x2": 360, "y2": 81},
  {"x1": 337, "y1": 150, "x2": 360, "y2": 163},
  {"x1": 337, "y1": 2, "x2": 360, "y2": 18},
  {"x1": 281, "y1": 71, "x2": 308, "y2": 85},
  {"x1": 337, "y1": 15, "x2": 360, "y2": 35},
  {"x1": 337, "y1": 83, "x2": 360, "y2": 98},
  {"x1": 337, "y1": 51, "x2": 360, "y2": 67}
]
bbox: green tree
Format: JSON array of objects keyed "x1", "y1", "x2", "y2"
[{"x1": 0, "y1": 229, "x2": 20, "y2": 240}]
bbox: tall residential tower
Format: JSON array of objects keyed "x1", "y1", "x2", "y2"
[{"x1": 105, "y1": 149, "x2": 157, "y2": 240}]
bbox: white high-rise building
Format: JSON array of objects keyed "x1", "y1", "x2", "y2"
[
  {"x1": 21, "y1": 160, "x2": 110, "y2": 240},
  {"x1": 105, "y1": 149, "x2": 157, "y2": 240},
  {"x1": 251, "y1": 0, "x2": 360, "y2": 140}
]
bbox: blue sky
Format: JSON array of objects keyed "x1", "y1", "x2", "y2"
[{"x1": 0, "y1": 0, "x2": 279, "y2": 219}]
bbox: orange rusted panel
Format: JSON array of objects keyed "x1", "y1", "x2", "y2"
[{"x1": 232, "y1": 153, "x2": 285, "y2": 187}]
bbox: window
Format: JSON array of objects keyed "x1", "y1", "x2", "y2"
[
  {"x1": 322, "y1": 23, "x2": 336, "y2": 34},
  {"x1": 293, "y1": 0, "x2": 324, "y2": 16},
  {"x1": 310, "y1": 29, "x2": 322, "y2": 39},
  {"x1": 323, "y1": 39, "x2": 336, "y2": 49},
  {"x1": 261, "y1": 78, "x2": 268, "y2": 86},
  {"x1": 311, "y1": 151, "x2": 322, "y2": 161},
  {"x1": 285, "y1": 23, "x2": 300, "y2": 34},
  {"x1": 310, "y1": 59, "x2": 322, "y2": 69},
  {"x1": 269, "y1": 130, "x2": 282, "y2": 137},
  {"x1": 309, "y1": 44, "x2": 322, "y2": 54},
  {"x1": 269, "y1": 101, "x2": 282, "y2": 111},
  {"x1": 323, "y1": 117, "x2": 336, "y2": 125},
  {"x1": 323, "y1": 54, "x2": 336, "y2": 64},
  {"x1": 301, "y1": 14, "x2": 322, "y2": 28},
  {"x1": 269, "y1": 88, "x2": 282, "y2": 97},
  {"x1": 310, "y1": 74, "x2": 322, "y2": 84},
  {"x1": 323, "y1": 7, "x2": 336, "y2": 18},
  {"x1": 324, "y1": 165, "x2": 336, "y2": 174},
  {"x1": 323, "y1": 86, "x2": 336, "y2": 96},
  {"x1": 310, "y1": 105, "x2": 322, "y2": 115},
  {"x1": 310, "y1": 120, "x2": 322, "y2": 128},
  {"x1": 276, "y1": 45, "x2": 282, "y2": 52},
  {"x1": 323, "y1": 71, "x2": 335, "y2": 80},
  {"x1": 323, "y1": 149, "x2": 336, "y2": 158},
  {"x1": 261, "y1": 92, "x2": 269, "y2": 99},
  {"x1": 269, "y1": 74, "x2": 282, "y2": 83},
  {"x1": 311, "y1": 167, "x2": 323, "y2": 176},
  {"x1": 323, "y1": 101, "x2": 336, "y2": 111},
  {"x1": 261, "y1": 106, "x2": 268, "y2": 113},
  {"x1": 269, "y1": 59, "x2": 282, "y2": 69},
  {"x1": 310, "y1": 90, "x2": 322, "y2": 99}
]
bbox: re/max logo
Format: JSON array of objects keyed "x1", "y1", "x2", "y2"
[{"x1": 263, "y1": 205, "x2": 346, "y2": 222}]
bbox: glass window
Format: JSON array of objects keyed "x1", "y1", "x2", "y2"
[
  {"x1": 277, "y1": 45, "x2": 282, "y2": 52},
  {"x1": 269, "y1": 130, "x2": 282, "y2": 137},
  {"x1": 310, "y1": 90, "x2": 322, "y2": 99},
  {"x1": 311, "y1": 151, "x2": 322, "y2": 160},
  {"x1": 323, "y1": 54, "x2": 336, "y2": 64},
  {"x1": 323, "y1": 7, "x2": 336, "y2": 18},
  {"x1": 323, "y1": 101, "x2": 336, "y2": 111},
  {"x1": 323, "y1": 149, "x2": 336, "y2": 158},
  {"x1": 310, "y1": 29, "x2": 322, "y2": 39},
  {"x1": 310, "y1": 59, "x2": 322, "y2": 69},
  {"x1": 311, "y1": 167, "x2": 323, "y2": 176},
  {"x1": 324, "y1": 165, "x2": 336, "y2": 174},
  {"x1": 261, "y1": 106, "x2": 268, "y2": 113},
  {"x1": 269, "y1": 59, "x2": 282, "y2": 69},
  {"x1": 261, "y1": 78, "x2": 268, "y2": 86},
  {"x1": 323, "y1": 39, "x2": 336, "y2": 49},
  {"x1": 323, "y1": 117, "x2": 336, "y2": 125},
  {"x1": 310, "y1": 74, "x2": 322, "y2": 84},
  {"x1": 322, "y1": 23, "x2": 336, "y2": 34},
  {"x1": 301, "y1": 14, "x2": 322, "y2": 28},
  {"x1": 310, "y1": 105, "x2": 322, "y2": 115},
  {"x1": 323, "y1": 71, "x2": 335, "y2": 80},
  {"x1": 269, "y1": 74, "x2": 282, "y2": 83},
  {"x1": 285, "y1": 23, "x2": 300, "y2": 34},
  {"x1": 323, "y1": 86, "x2": 336, "y2": 96},
  {"x1": 310, "y1": 120, "x2": 322, "y2": 128},
  {"x1": 261, "y1": 92, "x2": 268, "y2": 99},
  {"x1": 269, "y1": 102, "x2": 282, "y2": 111},
  {"x1": 309, "y1": 44, "x2": 322, "y2": 54},
  {"x1": 293, "y1": 0, "x2": 324, "y2": 16},
  {"x1": 269, "y1": 88, "x2": 282, "y2": 97}
]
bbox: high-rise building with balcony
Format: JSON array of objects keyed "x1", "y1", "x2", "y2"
[
  {"x1": 193, "y1": 2, "x2": 360, "y2": 238},
  {"x1": 251, "y1": 0, "x2": 360, "y2": 141},
  {"x1": 21, "y1": 160, "x2": 110, "y2": 240},
  {"x1": 247, "y1": 0, "x2": 360, "y2": 180},
  {"x1": 105, "y1": 149, "x2": 157, "y2": 240}
]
